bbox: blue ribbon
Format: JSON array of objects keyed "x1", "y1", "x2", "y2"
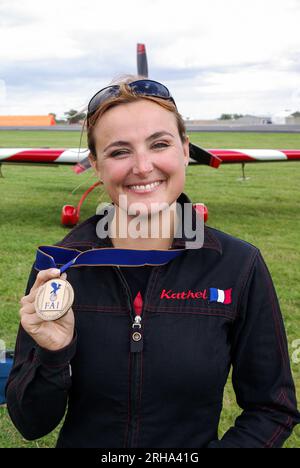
[{"x1": 35, "y1": 245, "x2": 184, "y2": 273}]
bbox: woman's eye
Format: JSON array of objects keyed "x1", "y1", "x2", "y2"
[
  {"x1": 152, "y1": 141, "x2": 170, "y2": 149},
  {"x1": 110, "y1": 149, "x2": 130, "y2": 157}
]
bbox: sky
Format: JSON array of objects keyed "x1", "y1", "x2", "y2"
[{"x1": 0, "y1": 0, "x2": 300, "y2": 120}]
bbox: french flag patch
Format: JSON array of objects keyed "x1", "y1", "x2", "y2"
[{"x1": 209, "y1": 288, "x2": 232, "y2": 304}]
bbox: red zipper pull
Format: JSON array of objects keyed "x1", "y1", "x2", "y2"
[{"x1": 131, "y1": 292, "x2": 143, "y2": 353}]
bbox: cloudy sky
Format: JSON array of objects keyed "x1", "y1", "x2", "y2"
[{"x1": 0, "y1": 0, "x2": 300, "y2": 120}]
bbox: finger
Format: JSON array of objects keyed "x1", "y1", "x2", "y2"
[
  {"x1": 31, "y1": 268, "x2": 61, "y2": 293},
  {"x1": 20, "y1": 295, "x2": 31, "y2": 306},
  {"x1": 20, "y1": 309, "x2": 44, "y2": 328},
  {"x1": 19, "y1": 302, "x2": 38, "y2": 317},
  {"x1": 29, "y1": 270, "x2": 67, "y2": 301}
]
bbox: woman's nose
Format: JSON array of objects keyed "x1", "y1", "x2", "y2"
[{"x1": 132, "y1": 152, "x2": 153, "y2": 175}]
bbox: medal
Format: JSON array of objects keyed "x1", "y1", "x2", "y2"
[
  {"x1": 34, "y1": 244, "x2": 186, "y2": 322},
  {"x1": 35, "y1": 278, "x2": 74, "y2": 321}
]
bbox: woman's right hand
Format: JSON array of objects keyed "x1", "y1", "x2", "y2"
[{"x1": 19, "y1": 269, "x2": 75, "y2": 351}]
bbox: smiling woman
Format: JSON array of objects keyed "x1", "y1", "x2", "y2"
[
  {"x1": 5, "y1": 76, "x2": 300, "y2": 448},
  {"x1": 88, "y1": 99, "x2": 189, "y2": 246},
  {"x1": 86, "y1": 77, "x2": 190, "y2": 248}
]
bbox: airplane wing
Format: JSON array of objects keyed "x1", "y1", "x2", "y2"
[
  {"x1": 0, "y1": 148, "x2": 89, "y2": 165},
  {"x1": 1, "y1": 148, "x2": 299, "y2": 173},
  {"x1": 202, "y1": 149, "x2": 300, "y2": 163}
]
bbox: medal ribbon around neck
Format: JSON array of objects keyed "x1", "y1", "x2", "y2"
[
  {"x1": 35, "y1": 245, "x2": 185, "y2": 273},
  {"x1": 34, "y1": 246, "x2": 185, "y2": 321}
]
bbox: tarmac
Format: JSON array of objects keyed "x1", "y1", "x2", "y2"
[{"x1": 0, "y1": 124, "x2": 300, "y2": 133}]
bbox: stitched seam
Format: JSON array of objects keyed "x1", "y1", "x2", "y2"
[
  {"x1": 146, "y1": 268, "x2": 160, "y2": 304},
  {"x1": 147, "y1": 305, "x2": 235, "y2": 315},
  {"x1": 73, "y1": 305, "x2": 127, "y2": 313},
  {"x1": 73, "y1": 304, "x2": 126, "y2": 309},
  {"x1": 265, "y1": 416, "x2": 293, "y2": 448},
  {"x1": 279, "y1": 389, "x2": 298, "y2": 412},
  {"x1": 134, "y1": 301, "x2": 150, "y2": 447},
  {"x1": 262, "y1": 260, "x2": 289, "y2": 377},
  {"x1": 133, "y1": 268, "x2": 158, "y2": 447},
  {"x1": 203, "y1": 228, "x2": 222, "y2": 253},
  {"x1": 147, "y1": 304, "x2": 233, "y2": 312},
  {"x1": 132, "y1": 268, "x2": 158, "y2": 446},
  {"x1": 266, "y1": 425, "x2": 284, "y2": 448},
  {"x1": 235, "y1": 249, "x2": 259, "y2": 317},
  {"x1": 146, "y1": 310, "x2": 235, "y2": 320},
  {"x1": 264, "y1": 391, "x2": 293, "y2": 448},
  {"x1": 134, "y1": 352, "x2": 143, "y2": 447},
  {"x1": 123, "y1": 348, "x2": 131, "y2": 448},
  {"x1": 264, "y1": 391, "x2": 285, "y2": 447}
]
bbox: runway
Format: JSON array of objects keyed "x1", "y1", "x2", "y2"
[{"x1": 1, "y1": 124, "x2": 300, "y2": 133}]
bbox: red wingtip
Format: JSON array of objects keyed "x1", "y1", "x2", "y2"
[
  {"x1": 72, "y1": 163, "x2": 85, "y2": 174},
  {"x1": 210, "y1": 155, "x2": 222, "y2": 169}
]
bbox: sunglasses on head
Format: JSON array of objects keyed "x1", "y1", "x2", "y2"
[
  {"x1": 86, "y1": 79, "x2": 222, "y2": 169},
  {"x1": 87, "y1": 79, "x2": 176, "y2": 117}
]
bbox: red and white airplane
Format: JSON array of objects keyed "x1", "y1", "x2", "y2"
[{"x1": 1, "y1": 44, "x2": 299, "y2": 225}]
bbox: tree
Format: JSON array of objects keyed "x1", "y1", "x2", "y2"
[
  {"x1": 219, "y1": 114, "x2": 233, "y2": 120},
  {"x1": 64, "y1": 109, "x2": 86, "y2": 124},
  {"x1": 219, "y1": 113, "x2": 244, "y2": 120},
  {"x1": 233, "y1": 114, "x2": 244, "y2": 120}
]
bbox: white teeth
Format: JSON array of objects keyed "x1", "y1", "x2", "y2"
[{"x1": 128, "y1": 181, "x2": 162, "y2": 191}]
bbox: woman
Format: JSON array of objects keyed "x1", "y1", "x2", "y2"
[{"x1": 6, "y1": 77, "x2": 300, "y2": 448}]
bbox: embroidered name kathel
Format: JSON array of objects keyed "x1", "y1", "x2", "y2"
[{"x1": 160, "y1": 287, "x2": 232, "y2": 304}]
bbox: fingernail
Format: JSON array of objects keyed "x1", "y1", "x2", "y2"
[{"x1": 51, "y1": 268, "x2": 60, "y2": 275}]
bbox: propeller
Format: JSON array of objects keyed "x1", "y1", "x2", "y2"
[
  {"x1": 72, "y1": 44, "x2": 221, "y2": 174},
  {"x1": 137, "y1": 43, "x2": 148, "y2": 78}
]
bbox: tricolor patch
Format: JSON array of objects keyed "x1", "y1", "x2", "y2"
[{"x1": 209, "y1": 288, "x2": 232, "y2": 304}]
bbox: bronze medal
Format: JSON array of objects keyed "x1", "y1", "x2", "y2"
[{"x1": 35, "y1": 278, "x2": 74, "y2": 321}]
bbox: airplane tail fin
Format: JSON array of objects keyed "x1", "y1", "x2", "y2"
[{"x1": 189, "y1": 143, "x2": 222, "y2": 168}]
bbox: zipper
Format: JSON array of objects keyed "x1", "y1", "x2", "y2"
[
  {"x1": 114, "y1": 266, "x2": 142, "y2": 448},
  {"x1": 131, "y1": 292, "x2": 143, "y2": 353},
  {"x1": 114, "y1": 266, "x2": 155, "y2": 448}
]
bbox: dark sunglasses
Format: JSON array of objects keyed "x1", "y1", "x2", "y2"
[{"x1": 87, "y1": 79, "x2": 176, "y2": 117}]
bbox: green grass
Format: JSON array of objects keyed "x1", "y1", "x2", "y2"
[
  {"x1": 1, "y1": 129, "x2": 300, "y2": 148},
  {"x1": 0, "y1": 131, "x2": 299, "y2": 447}
]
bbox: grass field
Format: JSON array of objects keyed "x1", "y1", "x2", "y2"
[{"x1": 0, "y1": 131, "x2": 299, "y2": 448}]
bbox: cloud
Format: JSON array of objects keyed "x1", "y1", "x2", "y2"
[{"x1": 0, "y1": 0, "x2": 300, "y2": 118}]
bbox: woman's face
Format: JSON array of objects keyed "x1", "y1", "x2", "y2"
[{"x1": 89, "y1": 99, "x2": 189, "y2": 215}]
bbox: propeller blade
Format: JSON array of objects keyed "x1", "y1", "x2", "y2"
[{"x1": 137, "y1": 43, "x2": 148, "y2": 77}]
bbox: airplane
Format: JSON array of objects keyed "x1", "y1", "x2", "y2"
[{"x1": 0, "y1": 44, "x2": 299, "y2": 226}]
